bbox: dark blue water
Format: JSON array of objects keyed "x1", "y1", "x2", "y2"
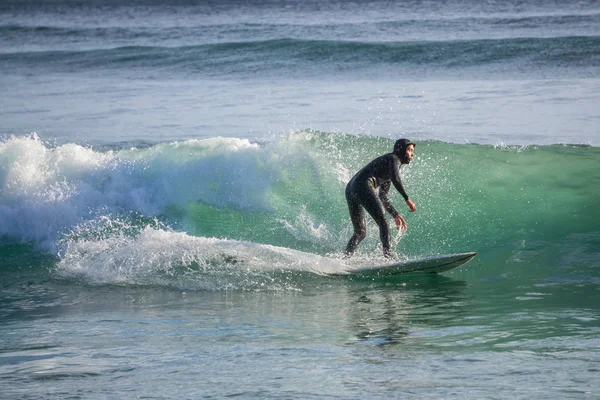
[
  {"x1": 1, "y1": 1, "x2": 599, "y2": 398},
  {"x1": 2, "y1": 0, "x2": 599, "y2": 145}
]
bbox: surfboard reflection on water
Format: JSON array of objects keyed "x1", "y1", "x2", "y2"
[{"x1": 346, "y1": 276, "x2": 468, "y2": 347}]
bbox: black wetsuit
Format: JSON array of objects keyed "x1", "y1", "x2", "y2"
[{"x1": 345, "y1": 152, "x2": 409, "y2": 257}]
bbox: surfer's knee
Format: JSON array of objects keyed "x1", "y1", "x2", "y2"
[{"x1": 355, "y1": 227, "x2": 367, "y2": 241}]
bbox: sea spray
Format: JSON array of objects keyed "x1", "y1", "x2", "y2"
[
  {"x1": 56, "y1": 221, "x2": 348, "y2": 290},
  {"x1": 2, "y1": 132, "x2": 599, "y2": 289}
]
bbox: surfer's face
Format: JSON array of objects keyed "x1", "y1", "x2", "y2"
[{"x1": 406, "y1": 144, "x2": 415, "y2": 162}]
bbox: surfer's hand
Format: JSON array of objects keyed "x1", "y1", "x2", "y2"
[
  {"x1": 394, "y1": 214, "x2": 407, "y2": 232},
  {"x1": 406, "y1": 199, "x2": 417, "y2": 212}
]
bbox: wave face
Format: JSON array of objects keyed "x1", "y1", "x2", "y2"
[{"x1": 1, "y1": 132, "x2": 599, "y2": 289}]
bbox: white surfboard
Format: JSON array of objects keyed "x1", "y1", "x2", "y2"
[{"x1": 334, "y1": 252, "x2": 477, "y2": 277}]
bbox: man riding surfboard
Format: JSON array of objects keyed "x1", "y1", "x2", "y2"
[{"x1": 344, "y1": 139, "x2": 416, "y2": 258}]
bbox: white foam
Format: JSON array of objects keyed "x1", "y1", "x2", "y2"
[
  {"x1": 1, "y1": 133, "x2": 357, "y2": 287},
  {"x1": 0, "y1": 134, "x2": 114, "y2": 247},
  {"x1": 56, "y1": 225, "x2": 348, "y2": 290},
  {"x1": 277, "y1": 205, "x2": 331, "y2": 242},
  {"x1": 0, "y1": 135, "x2": 287, "y2": 247}
]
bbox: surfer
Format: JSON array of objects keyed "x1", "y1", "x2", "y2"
[{"x1": 344, "y1": 138, "x2": 417, "y2": 258}]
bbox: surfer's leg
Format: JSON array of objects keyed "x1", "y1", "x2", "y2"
[
  {"x1": 345, "y1": 192, "x2": 366, "y2": 256},
  {"x1": 361, "y1": 191, "x2": 392, "y2": 257}
]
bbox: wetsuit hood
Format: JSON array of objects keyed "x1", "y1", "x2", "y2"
[{"x1": 393, "y1": 138, "x2": 415, "y2": 164}]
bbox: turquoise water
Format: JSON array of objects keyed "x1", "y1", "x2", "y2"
[{"x1": 1, "y1": 0, "x2": 600, "y2": 398}]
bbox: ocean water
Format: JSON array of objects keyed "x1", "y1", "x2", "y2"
[{"x1": 1, "y1": 0, "x2": 599, "y2": 398}]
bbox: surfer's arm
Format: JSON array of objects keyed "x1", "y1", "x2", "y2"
[
  {"x1": 389, "y1": 157, "x2": 409, "y2": 201},
  {"x1": 379, "y1": 181, "x2": 399, "y2": 217},
  {"x1": 390, "y1": 157, "x2": 416, "y2": 212},
  {"x1": 380, "y1": 182, "x2": 409, "y2": 231}
]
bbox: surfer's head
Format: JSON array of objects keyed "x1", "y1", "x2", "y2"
[{"x1": 393, "y1": 138, "x2": 415, "y2": 164}]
